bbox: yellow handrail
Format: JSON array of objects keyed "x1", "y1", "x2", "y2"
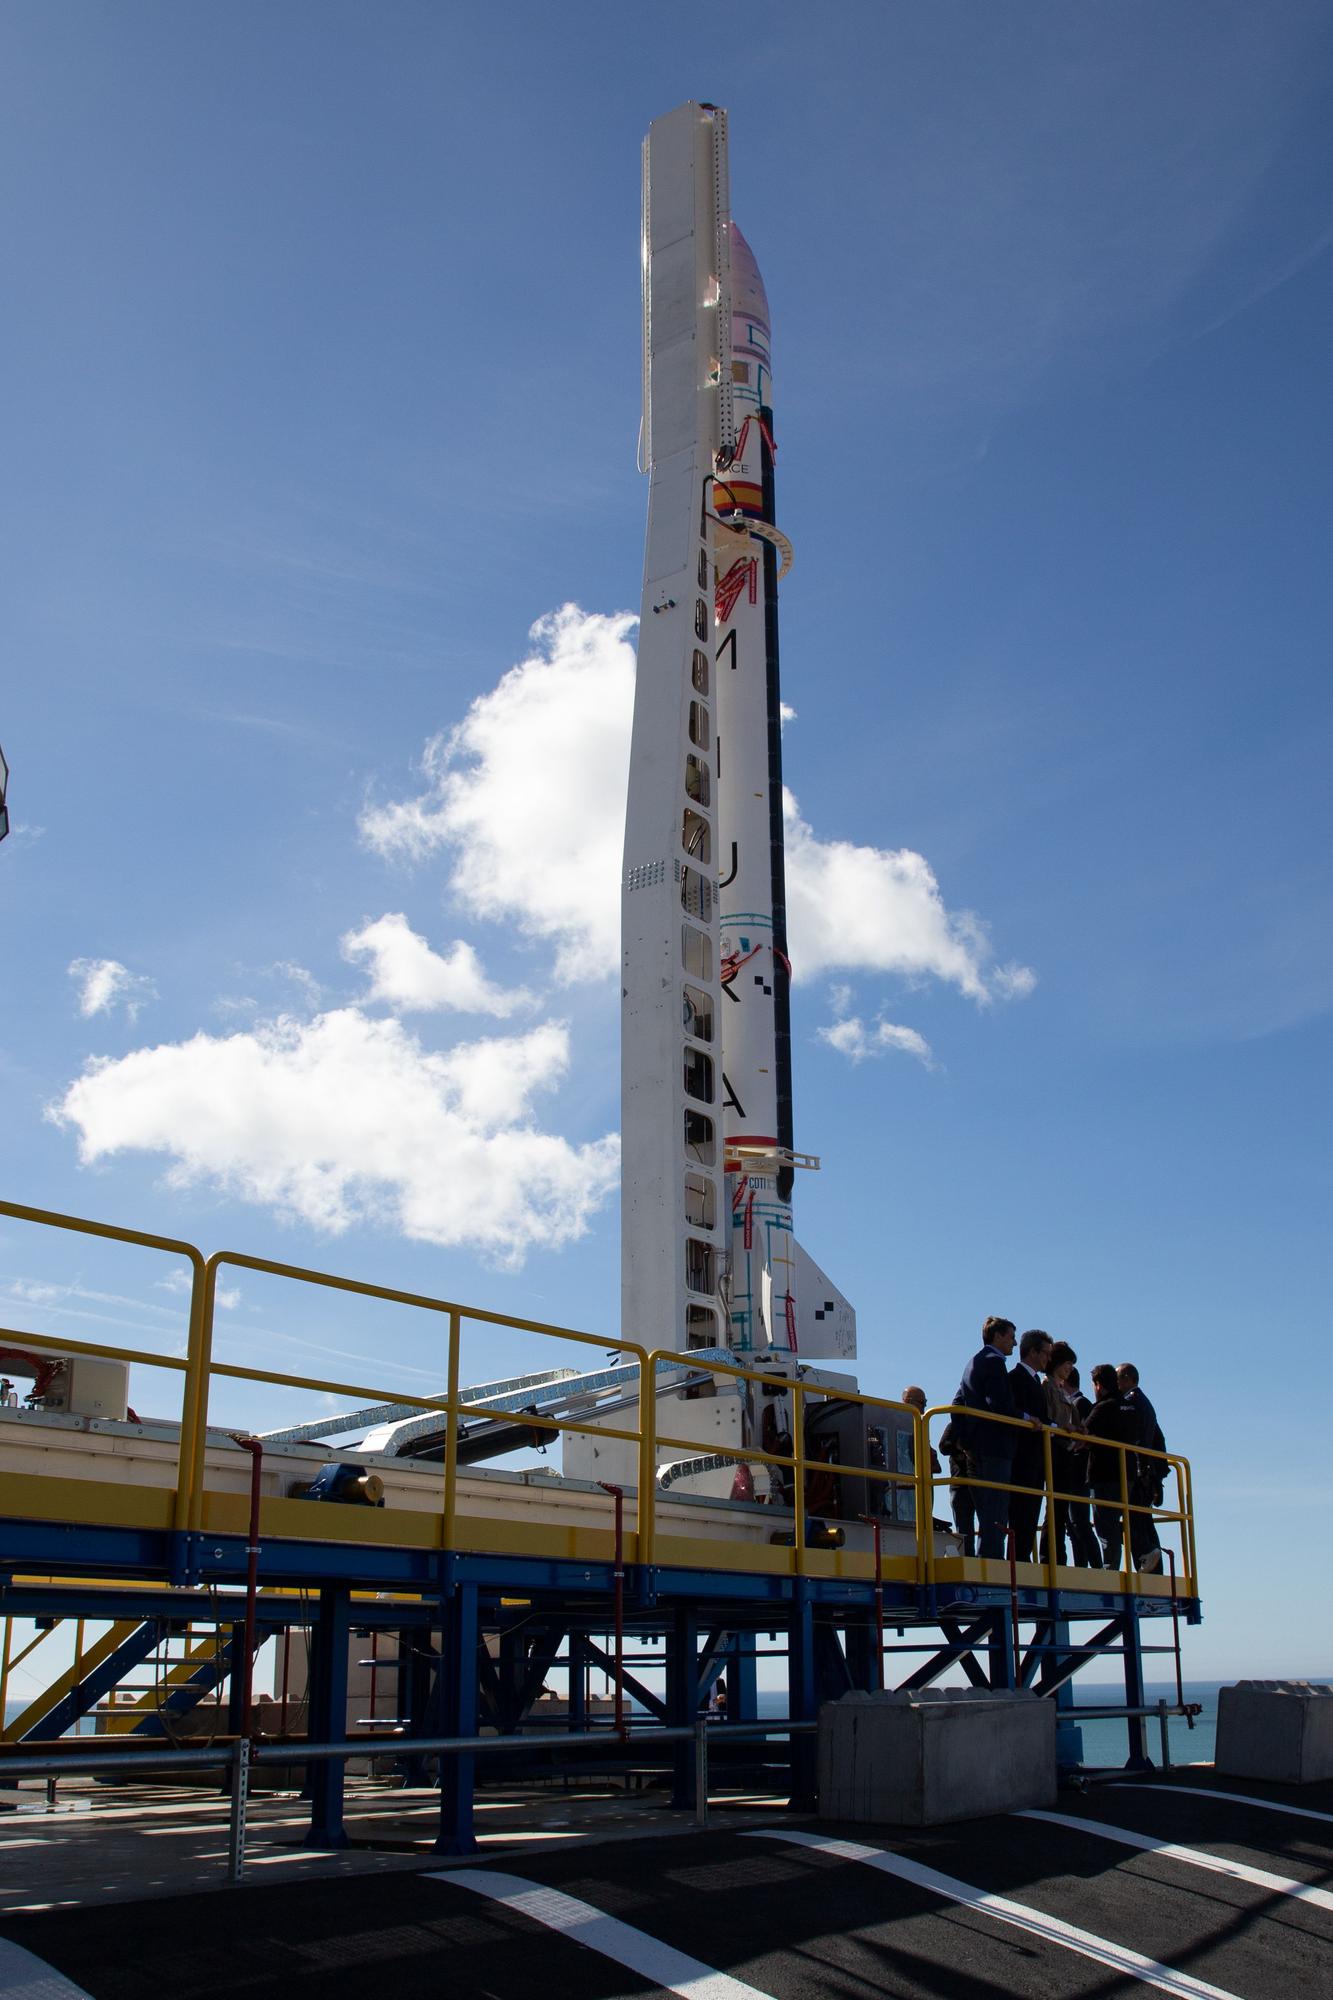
[
  {"x1": 924, "y1": 1401, "x2": 1195, "y2": 1595},
  {"x1": 642, "y1": 1348, "x2": 928, "y2": 1578},
  {"x1": 0, "y1": 1198, "x2": 1195, "y2": 1595}
]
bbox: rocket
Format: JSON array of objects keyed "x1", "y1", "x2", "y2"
[{"x1": 621, "y1": 102, "x2": 855, "y2": 1380}]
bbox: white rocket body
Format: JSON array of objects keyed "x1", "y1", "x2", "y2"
[{"x1": 621, "y1": 102, "x2": 855, "y2": 1390}]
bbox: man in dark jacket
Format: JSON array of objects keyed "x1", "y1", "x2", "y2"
[
  {"x1": 1117, "y1": 1362, "x2": 1163, "y2": 1571},
  {"x1": 1084, "y1": 1363, "x2": 1140, "y2": 1569},
  {"x1": 950, "y1": 1316, "x2": 1018, "y2": 1559},
  {"x1": 1007, "y1": 1329, "x2": 1053, "y2": 1559}
]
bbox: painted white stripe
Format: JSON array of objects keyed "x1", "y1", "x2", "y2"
[
  {"x1": 1109, "y1": 1781, "x2": 1333, "y2": 1829},
  {"x1": 1020, "y1": 1808, "x2": 1333, "y2": 1913},
  {"x1": 0, "y1": 1933, "x2": 93, "y2": 1998},
  {"x1": 749, "y1": 1830, "x2": 1243, "y2": 2000},
  {"x1": 433, "y1": 1868, "x2": 772, "y2": 2000}
]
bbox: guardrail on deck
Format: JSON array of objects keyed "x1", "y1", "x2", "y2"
[{"x1": 0, "y1": 1198, "x2": 1195, "y2": 1596}]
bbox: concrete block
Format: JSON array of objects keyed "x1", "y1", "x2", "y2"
[
  {"x1": 818, "y1": 1687, "x2": 1056, "y2": 1826},
  {"x1": 1215, "y1": 1681, "x2": 1333, "y2": 1785}
]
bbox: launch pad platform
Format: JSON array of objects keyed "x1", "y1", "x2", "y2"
[{"x1": 1, "y1": 1198, "x2": 1200, "y2": 1858}]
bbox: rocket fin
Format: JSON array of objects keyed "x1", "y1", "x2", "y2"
[{"x1": 793, "y1": 1239, "x2": 857, "y2": 1359}]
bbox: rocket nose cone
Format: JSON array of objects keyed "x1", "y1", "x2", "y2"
[{"x1": 729, "y1": 221, "x2": 770, "y2": 335}]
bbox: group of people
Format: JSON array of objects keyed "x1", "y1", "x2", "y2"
[{"x1": 914, "y1": 1317, "x2": 1169, "y2": 1570}]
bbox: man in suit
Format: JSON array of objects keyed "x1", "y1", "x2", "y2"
[
  {"x1": 1085, "y1": 1363, "x2": 1140, "y2": 1569},
  {"x1": 1117, "y1": 1361, "x2": 1164, "y2": 1572},
  {"x1": 950, "y1": 1316, "x2": 1018, "y2": 1559},
  {"x1": 1007, "y1": 1329, "x2": 1053, "y2": 1559}
]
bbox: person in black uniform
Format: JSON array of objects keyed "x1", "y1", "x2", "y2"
[
  {"x1": 1007, "y1": 1329, "x2": 1053, "y2": 1559},
  {"x1": 1117, "y1": 1362, "x2": 1163, "y2": 1572},
  {"x1": 950, "y1": 1316, "x2": 1018, "y2": 1559},
  {"x1": 1084, "y1": 1363, "x2": 1140, "y2": 1569}
]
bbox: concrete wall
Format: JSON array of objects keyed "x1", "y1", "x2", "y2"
[
  {"x1": 1216, "y1": 1680, "x2": 1333, "y2": 1784},
  {"x1": 819, "y1": 1688, "x2": 1056, "y2": 1826}
]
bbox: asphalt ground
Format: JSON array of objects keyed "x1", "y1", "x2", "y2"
[{"x1": 2, "y1": 1770, "x2": 1331, "y2": 1999}]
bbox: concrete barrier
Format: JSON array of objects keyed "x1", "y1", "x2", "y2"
[
  {"x1": 818, "y1": 1687, "x2": 1056, "y2": 1826},
  {"x1": 1215, "y1": 1681, "x2": 1333, "y2": 1784}
]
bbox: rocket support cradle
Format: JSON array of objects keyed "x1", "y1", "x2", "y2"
[{"x1": 621, "y1": 102, "x2": 855, "y2": 1390}]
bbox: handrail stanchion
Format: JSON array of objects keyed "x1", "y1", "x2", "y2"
[
  {"x1": 792, "y1": 1379, "x2": 806, "y2": 1573},
  {"x1": 442, "y1": 1308, "x2": 462, "y2": 1552},
  {"x1": 1176, "y1": 1456, "x2": 1192, "y2": 1592},
  {"x1": 639, "y1": 1348, "x2": 658, "y2": 1571},
  {"x1": 1042, "y1": 1426, "x2": 1058, "y2": 1585},
  {"x1": 1117, "y1": 1444, "x2": 1133, "y2": 1592},
  {"x1": 913, "y1": 1409, "x2": 928, "y2": 1590},
  {"x1": 189, "y1": 1260, "x2": 224, "y2": 1533},
  {"x1": 173, "y1": 1249, "x2": 209, "y2": 1531},
  {"x1": 1167, "y1": 1546, "x2": 1185, "y2": 1710},
  {"x1": 1007, "y1": 1528, "x2": 1021, "y2": 1684}
]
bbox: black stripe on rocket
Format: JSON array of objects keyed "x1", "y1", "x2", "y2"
[{"x1": 759, "y1": 405, "x2": 795, "y2": 1206}]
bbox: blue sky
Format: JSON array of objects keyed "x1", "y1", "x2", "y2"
[{"x1": 2, "y1": 2, "x2": 1331, "y2": 1680}]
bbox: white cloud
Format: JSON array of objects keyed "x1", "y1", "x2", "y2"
[
  {"x1": 818, "y1": 1014, "x2": 935, "y2": 1068},
  {"x1": 2, "y1": 1276, "x2": 180, "y2": 1318},
  {"x1": 360, "y1": 605, "x2": 636, "y2": 980},
  {"x1": 155, "y1": 1266, "x2": 240, "y2": 1309},
  {"x1": 50, "y1": 1008, "x2": 619, "y2": 1266},
  {"x1": 783, "y1": 793, "x2": 1034, "y2": 1003},
  {"x1": 362, "y1": 605, "x2": 1032, "y2": 1008},
  {"x1": 342, "y1": 913, "x2": 533, "y2": 1017},
  {"x1": 69, "y1": 958, "x2": 158, "y2": 1022}
]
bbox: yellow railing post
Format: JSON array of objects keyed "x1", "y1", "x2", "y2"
[
  {"x1": 638, "y1": 1349, "x2": 658, "y2": 1569},
  {"x1": 913, "y1": 1407, "x2": 927, "y2": 1588},
  {"x1": 174, "y1": 1249, "x2": 209, "y2": 1532},
  {"x1": 791, "y1": 1380, "x2": 806, "y2": 1573},
  {"x1": 1041, "y1": 1427, "x2": 1058, "y2": 1584},
  {"x1": 442, "y1": 1309, "x2": 462, "y2": 1552},
  {"x1": 187, "y1": 1259, "x2": 225, "y2": 1533},
  {"x1": 1117, "y1": 1442, "x2": 1133, "y2": 1591}
]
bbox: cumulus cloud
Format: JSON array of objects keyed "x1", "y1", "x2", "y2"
[
  {"x1": 361, "y1": 605, "x2": 635, "y2": 981},
  {"x1": 69, "y1": 958, "x2": 158, "y2": 1021},
  {"x1": 342, "y1": 913, "x2": 533, "y2": 1017},
  {"x1": 362, "y1": 605, "x2": 1032, "y2": 1007},
  {"x1": 50, "y1": 1008, "x2": 618, "y2": 1265},
  {"x1": 783, "y1": 794, "x2": 1033, "y2": 1002},
  {"x1": 818, "y1": 1014, "x2": 935, "y2": 1068}
]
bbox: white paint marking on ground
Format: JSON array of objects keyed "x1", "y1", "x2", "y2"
[
  {"x1": 1108, "y1": 1782, "x2": 1333, "y2": 1829},
  {"x1": 1019, "y1": 1809, "x2": 1333, "y2": 1914},
  {"x1": 433, "y1": 1868, "x2": 773, "y2": 2000},
  {"x1": 0, "y1": 1932, "x2": 94, "y2": 1997},
  {"x1": 750, "y1": 1829, "x2": 1244, "y2": 2000},
  {"x1": 0, "y1": 1842, "x2": 46, "y2": 1852}
]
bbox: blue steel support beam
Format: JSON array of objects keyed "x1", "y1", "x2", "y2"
[
  {"x1": 1121, "y1": 1608, "x2": 1150, "y2": 1770},
  {"x1": 567, "y1": 1635, "x2": 586, "y2": 1731},
  {"x1": 304, "y1": 1585, "x2": 351, "y2": 1849},
  {"x1": 435, "y1": 1584, "x2": 479, "y2": 1856},
  {"x1": 667, "y1": 1606, "x2": 700, "y2": 1809},
  {"x1": 730, "y1": 1632, "x2": 757, "y2": 1723},
  {"x1": 787, "y1": 1579, "x2": 817, "y2": 1809},
  {"x1": 1043, "y1": 1618, "x2": 1085, "y2": 1768},
  {"x1": 988, "y1": 1607, "x2": 1017, "y2": 1690}
]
